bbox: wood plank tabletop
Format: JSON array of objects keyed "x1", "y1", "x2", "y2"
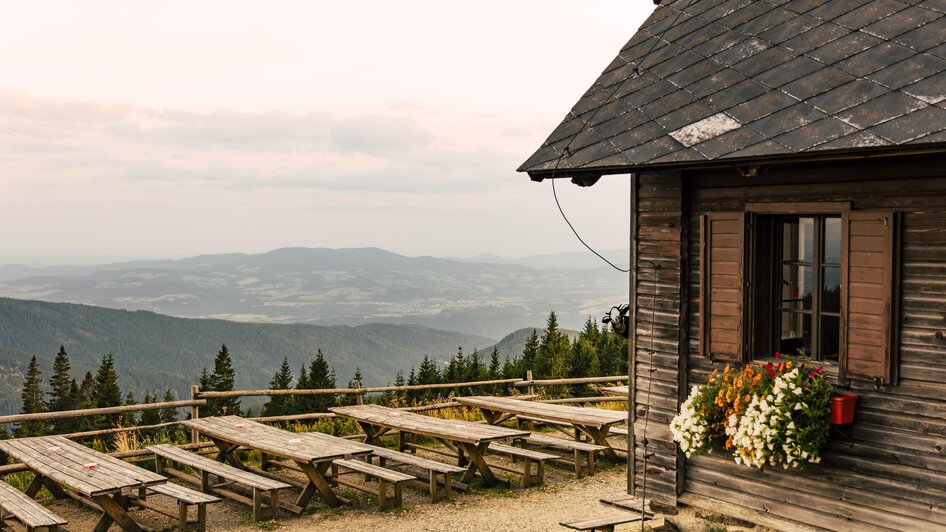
[
  {"x1": 0, "y1": 435, "x2": 166, "y2": 496},
  {"x1": 455, "y1": 396, "x2": 627, "y2": 427},
  {"x1": 181, "y1": 415, "x2": 371, "y2": 463},
  {"x1": 330, "y1": 404, "x2": 530, "y2": 444}
]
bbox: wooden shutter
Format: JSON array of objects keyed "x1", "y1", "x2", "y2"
[
  {"x1": 700, "y1": 212, "x2": 746, "y2": 362},
  {"x1": 840, "y1": 211, "x2": 899, "y2": 385}
]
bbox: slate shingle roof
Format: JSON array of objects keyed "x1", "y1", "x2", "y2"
[{"x1": 519, "y1": 0, "x2": 946, "y2": 178}]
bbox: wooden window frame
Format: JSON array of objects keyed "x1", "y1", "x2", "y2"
[{"x1": 701, "y1": 202, "x2": 898, "y2": 385}]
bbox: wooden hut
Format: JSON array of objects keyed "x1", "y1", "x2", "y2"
[{"x1": 518, "y1": 1, "x2": 946, "y2": 530}]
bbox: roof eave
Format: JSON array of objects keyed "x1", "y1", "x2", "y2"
[{"x1": 522, "y1": 143, "x2": 946, "y2": 181}]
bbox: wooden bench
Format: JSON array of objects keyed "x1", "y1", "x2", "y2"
[
  {"x1": 561, "y1": 512, "x2": 644, "y2": 531},
  {"x1": 151, "y1": 444, "x2": 291, "y2": 521},
  {"x1": 363, "y1": 444, "x2": 466, "y2": 502},
  {"x1": 486, "y1": 443, "x2": 557, "y2": 487},
  {"x1": 330, "y1": 459, "x2": 415, "y2": 509},
  {"x1": 140, "y1": 482, "x2": 220, "y2": 532},
  {"x1": 0, "y1": 480, "x2": 67, "y2": 532},
  {"x1": 523, "y1": 433, "x2": 605, "y2": 477}
]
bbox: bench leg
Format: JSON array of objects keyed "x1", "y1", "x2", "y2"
[
  {"x1": 178, "y1": 500, "x2": 189, "y2": 531},
  {"x1": 270, "y1": 489, "x2": 280, "y2": 520},
  {"x1": 537, "y1": 460, "x2": 545, "y2": 486},
  {"x1": 521, "y1": 457, "x2": 533, "y2": 488},
  {"x1": 394, "y1": 483, "x2": 402, "y2": 508},
  {"x1": 253, "y1": 488, "x2": 262, "y2": 522},
  {"x1": 429, "y1": 471, "x2": 438, "y2": 502},
  {"x1": 197, "y1": 503, "x2": 207, "y2": 532},
  {"x1": 378, "y1": 479, "x2": 388, "y2": 509}
]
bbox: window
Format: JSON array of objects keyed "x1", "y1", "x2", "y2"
[
  {"x1": 700, "y1": 205, "x2": 899, "y2": 385},
  {"x1": 775, "y1": 215, "x2": 840, "y2": 361}
]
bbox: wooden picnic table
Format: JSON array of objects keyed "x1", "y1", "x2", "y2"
[
  {"x1": 330, "y1": 404, "x2": 530, "y2": 486},
  {"x1": 180, "y1": 415, "x2": 371, "y2": 513},
  {"x1": 0, "y1": 435, "x2": 167, "y2": 531},
  {"x1": 455, "y1": 396, "x2": 627, "y2": 461}
]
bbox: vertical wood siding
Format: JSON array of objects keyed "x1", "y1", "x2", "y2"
[
  {"x1": 633, "y1": 172, "x2": 685, "y2": 505},
  {"x1": 675, "y1": 161, "x2": 946, "y2": 531}
]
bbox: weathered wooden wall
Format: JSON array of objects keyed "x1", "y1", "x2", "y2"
[
  {"x1": 676, "y1": 157, "x2": 946, "y2": 531},
  {"x1": 631, "y1": 172, "x2": 687, "y2": 506}
]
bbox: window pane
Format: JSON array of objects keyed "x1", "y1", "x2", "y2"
[
  {"x1": 780, "y1": 311, "x2": 811, "y2": 356},
  {"x1": 782, "y1": 217, "x2": 814, "y2": 263},
  {"x1": 823, "y1": 266, "x2": 841, "y2": 313},
  {"x1": 781, "y1": 264, "x2": 813, "y2": 310},
  {"x1": 821, "y1": 315, "x2": 840, "y2": 361},
  {"x1": 824, "y1": 217, "x2": 841, "y2": 264}
]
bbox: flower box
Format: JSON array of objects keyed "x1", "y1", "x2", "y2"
[{"x1": 830, "y1": 393, "x2": 858, "y2": 425}]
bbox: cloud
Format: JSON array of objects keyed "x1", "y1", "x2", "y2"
[
  {"x1": 109, "y1": 157, "x2": 511, "y2": 195},
  {"x1": 4, "y1": 90, "x2": 526, "y2": 197}
]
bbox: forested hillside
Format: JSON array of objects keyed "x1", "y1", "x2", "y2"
[{"x1": 0, "y1": 297, "x2": 496, "y2": 413}]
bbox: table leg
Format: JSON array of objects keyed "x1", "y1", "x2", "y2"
[
  {"x1": 458, "y1": 442, "x2": 498, "y2": 486},
  {"x1": 359, "y1": 423, "x2": 389, "y2": 446},
  {"x1": 479, "y1": 409, "x2": 514, "y2": 425},
  {"x1": 25, "y1": 475, "x2": 68, "y2": 500},
  {"x1": 577, "y1": 425, "x2": 620, "y2": 462},
  {"x1": 210, "y1": 437, "x2": 246, "y2": 469},
  {"x1": 295, "y1": 461, "x2": 340, "y2": 509},
  {"x1": 92, "y1": 493, "x2": 143, "y2": 532}
]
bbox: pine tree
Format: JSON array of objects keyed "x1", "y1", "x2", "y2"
[
  {"x1": 337, "y1": 367, "x2": 362, "y2": 407},
  {"x1": 121, "y1": 391, "x2": 138, "y2": 427},
  {"x1": 207, "y1": 345, "x2": 241, "y2": 416},
  {"x1": 467, "y1": 349, "x2": 485, "y2": 383},
  {"x1": 488, "y1": 347, "x2": 501, "y2": 380},
  {"x1": 160, "y1": 389, "x2": 178, "y2": 424},
  {"x1": 406, "y1": 366, "x2": 418, "y2": 402},
  {"x1": 294, "y1": 365, "x2": 312, "y2": 414},
  {"x1": 92, "y1": 353, "x2": 123, "y2": 429},
  {"x1": 17, "y1": 355, "x2": 47, "y2": 437},
  {"x1": 520, "y1": 329, "x2": 540, "y2": 377},
  {"x1": 47, "y1": 346, "x2": 74, "y2": 413},
  {"x1": 140, "y1": 391, "x2": 161, "y2": 435},
  {"x1": 449, "y1": 347, "x2": 466, "y2": 384},
  {"x1": 537, "y1": 312, "x2": 571, "y2": 395},
  {"x1": 263, "y1": 358, "x2": 294, "y2": 417},
  {"x1": 309, "y1": 350, "x2": 336, "y2": 413},
  {"x1": 160, "y1": 388, "x2": 181, "y2": 440},
  {"x1": 391, "y1": 370, "x2": 406, "y2": 404},
  {"x1": 416, "y1": 356, "x2": 440, "y2": 401}
]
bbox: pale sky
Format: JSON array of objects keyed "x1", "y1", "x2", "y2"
[{"x1": 0, "y1": 1, "x2": 652, "y2": 266}]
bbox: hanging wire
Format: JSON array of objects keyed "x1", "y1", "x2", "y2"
[
  {"x1": 552, "y1": 179, "x2": 630, "y2": 273},
  {"x1": 541, "y1": 1, "x2": 694, "y2": 524}
]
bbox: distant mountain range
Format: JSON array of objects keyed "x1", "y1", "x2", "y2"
[
  {"x1": 0, "y1": 247, "x2": 628, "y2": 339},
  {"x1": 0, "y1": 297, "x2": 515, "y2": 415}
]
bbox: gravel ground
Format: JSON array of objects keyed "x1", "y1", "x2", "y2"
[{"x1": 36, "y1": 437, "x2": 771, "y2": 532}]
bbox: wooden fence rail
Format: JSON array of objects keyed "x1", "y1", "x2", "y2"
[
  {"x1": 0, "y1": 375, "x2": 628, "y2": 443},
  {"x1": 195, "y1": 377, "x2": 526, "y2": 399},
  {"x1": 0, "y1": 399, "x2": 206, "y2": 425}
]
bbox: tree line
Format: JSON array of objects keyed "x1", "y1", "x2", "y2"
[
  {"x1": 9, "y1": 311, "x2": 627, "y2": 437},
  {"x1": 11, "y1": 347, "x2": 179, "y2": 440}
]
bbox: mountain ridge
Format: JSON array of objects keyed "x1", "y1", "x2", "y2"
[{"x1": 0, "y1": 247, "x2": 626, "y2": 339}]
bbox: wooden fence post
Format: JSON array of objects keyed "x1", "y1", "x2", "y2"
[
  {"x1": 355, "y1": 378, "x2": 364, "y2": 405},
  {"x1": 190, "y1": 385, "x2": 200, "y2": 444},
  {"x1": 526, "y1": 370, "x2": 534, "y2": 396}
]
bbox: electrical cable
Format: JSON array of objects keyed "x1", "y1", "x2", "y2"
[
  {"x1": 551, "y1": 178, "x2": 630, "y2": 273},
  {"x1": 542, "y1": 1, "x2": 693, "y2": 525}
]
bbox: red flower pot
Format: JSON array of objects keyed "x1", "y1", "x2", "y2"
[{"x1": 830, "y1": 393, "x2": 858, "y2": 425}]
